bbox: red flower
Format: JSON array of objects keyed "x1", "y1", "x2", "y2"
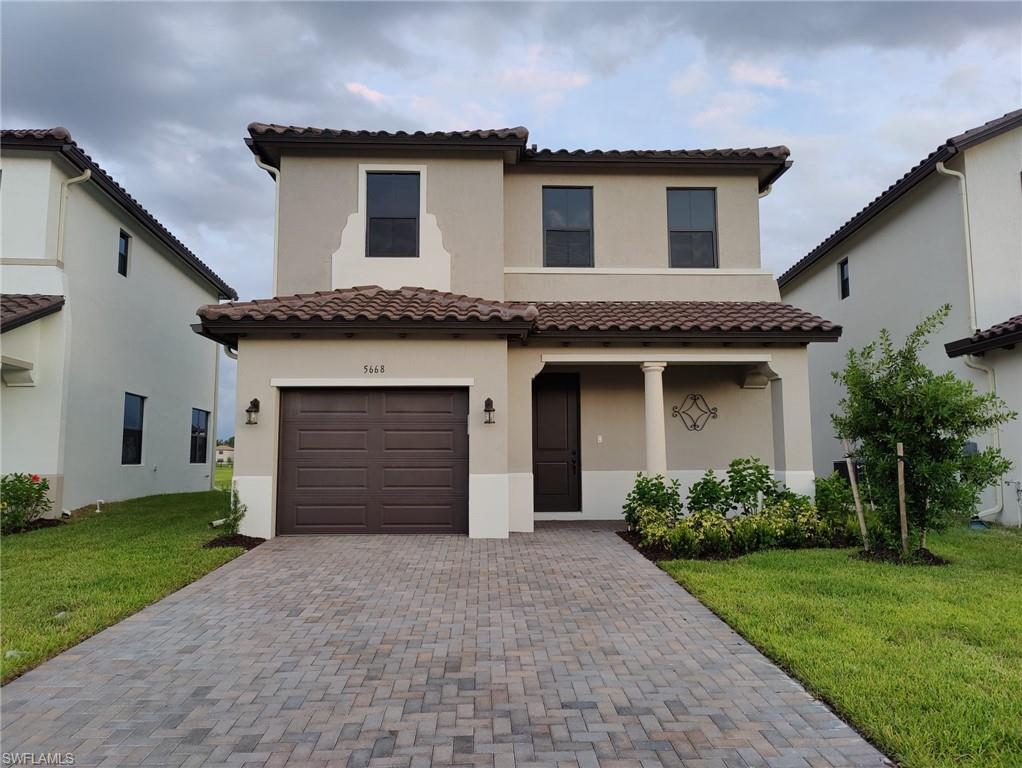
[{"x1": 30, "y1": 474, "x2": 41, "y2": 483}]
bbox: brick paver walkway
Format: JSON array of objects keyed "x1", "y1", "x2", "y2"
[{"x1": 1, "y1": 528, "x2": 890, "y2": 767}]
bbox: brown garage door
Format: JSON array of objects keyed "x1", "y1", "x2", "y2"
[{"x1": 277, "y1": 388, "x2": 468, "y2": 534}]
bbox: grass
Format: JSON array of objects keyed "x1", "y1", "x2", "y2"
[
  {"x1": 661, "y1": 526, "x2": 1022, "y2": 768},
  {"x1": 215, "y1": 464, "x2": 233, "y2": 490},
  {"x1": 1, "y1": 491, "x2": 243, "y2": 683}
]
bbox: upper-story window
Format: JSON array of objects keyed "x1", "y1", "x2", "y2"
[
  {"x1": 366, "y1": 172, "x2": 419, "y2": 258},
  {"x1": 838, "y1": 258, "x2": 850, "y2": 299},
  {"x1": 543, "y1": 187, "x2": 593, "y2": 267},
  {"x1": 667, "y1": 189, "x2": 717, "y2": 268},
  {"x1": 118, "y1": 230, "x2": 131, "y2": 276}
]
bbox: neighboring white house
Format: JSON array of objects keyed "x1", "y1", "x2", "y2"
[
  {"x1": 215, "y1": 444, "x2": 234, "y2": 464},
  {"x1": 1, "y1": 127, "x2": 237, "y2": 512},
  {"x1": 779, "y1": 108, "x2": 1022, "y2": 527}
]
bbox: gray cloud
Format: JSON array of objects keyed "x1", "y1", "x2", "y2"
[{"x1": 4, "y1": 2, "x2": 1017, "y2": 438}]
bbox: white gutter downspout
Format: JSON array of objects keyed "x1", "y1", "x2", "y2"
[
  {"x1": 253, "y1": 156, "x2": 281, "y2": 295},
  {"x1": 936, "y1": 159, "x2": 1004, "y2": 521},
  {"x1": 56, "y1": 168, "x2": 91, "y2": 264}
]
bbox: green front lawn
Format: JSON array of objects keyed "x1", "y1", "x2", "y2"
[
  {"x1": 1, "y1": 491, "x2": 243, "y2": 683},
  {"x1": 662, "y1": 526, "x2": 1022, "y2": 768},
  {"x1": 215, "y1": 464, "x2": 233, "y2": 490}
]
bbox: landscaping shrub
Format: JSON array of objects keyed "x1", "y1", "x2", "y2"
[
  {"x1": 1, "y1": 473, "x2": 53, "y2": 534},
  {"x1": 222, "y1": 483, "x2": 247, "y2": 536},
  {"x1": 635, "y1": 504, "x2": 674, "y2": 549},
  {"x1": 690, "y1": 508, "x2": 732, "y2": 557},
  {"x1": 666, "y1": 520, "x2": 699, "y2": 558},
  {"x1": 726, "y1": 457, "x2": 777, "y2": 513},
  {"x1": 730, "y1": 513, "x2": 767, "y2": 554},
  {"x1": 815, "y1": 472, "x2": 854, "y2": 522},
  {"x1": 623, "y1": 473, "x2": 681, "y2": 529},
  {"x1": 833, "y1": 305, "x2": 1015, "y2": 551},
  {"x1": 685, "y1": 471, "x2": 730, "y2": 515}
]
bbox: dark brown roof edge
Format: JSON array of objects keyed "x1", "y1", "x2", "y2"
[
  {"x1": 2, "y1": 128, "x2": 238, "y2": 300},
  {"x1": 945, "y1": 315, "x2": 1022, "y2": 357},
  {"x1": 778, "y1": 107, "x2": 1022, "y2": 289},
  {"x1": 1, "y1": 295, "x2": 65, "y2": 334}
]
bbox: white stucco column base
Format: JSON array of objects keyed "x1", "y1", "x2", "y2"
[
  {"x1": 233, "y1": 475, "x2": 274, "y2": 539},
  {"x1": 641, "y1": 362, "x2": 668, "y2": 474},
  {"x1": 778, "y1": 470, "x2": 816, "y2": 497},
  {"x1": 508, "y1": 473, "x2": 534, "y2": 532},
  {"x1": 469, "y1": 473, "x2": 510, "y2": 538}
]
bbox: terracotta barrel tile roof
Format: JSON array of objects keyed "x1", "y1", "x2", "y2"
[
  {"x1": 524, "y1": 146, "x2": 790, "y2": 162},
  {"x1": 1, "y1": 294, "x2": 65, "y2": 333},
  {"x1": 198, "y1": 286, "x2": 538, "y2": 324},
  {"x1": 531, "y1": 300, "x2": 836, "y2": 334},
  {"x1": 946, "y1": 314, "x2": 1022, "y2": 357},
  {"x1": 248, "y1": 124, "x2": 530, "y2": 141},
  {"x1": 196, "y1": 287, "x2": 840, "y2": 345}
]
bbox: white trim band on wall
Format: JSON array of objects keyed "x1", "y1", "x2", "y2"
[
  {"x1": 269, "y1": 378, "x2": 476, "y2": 388},
  {"x1": 540, "y1": 353, "x2": 772, "y2": 364},
  {"x1": 504, "y1": 267, "x2": 772, "y2": 276}
]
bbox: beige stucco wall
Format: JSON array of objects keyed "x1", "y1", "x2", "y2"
[
  {"x1": 276, "y1": 154, "x2": 506, "y2": 298},
  {"x1": 232, "y1": 336, "x2": 509, "y2": 538},
  {"x1": 985, "y1": 349, "x2": 1021, "y2": 526},
  {"x1": 504, "y1": 270, "x2": 781, "y2": 302},
  {"x1": 504, "y1": 171, "x2": 762, "y2": 270},
  {"x1": 0, "y1": 153, "x2": 63, "y2": 264}
]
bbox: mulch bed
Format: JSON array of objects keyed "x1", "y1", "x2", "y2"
[
  {"x1": 3, "y1": 518, "x2": 64, "y2": 535},
  {"x1": 204, "y1": 534, "x2": 265, "y2": 551},
  {"x1": 855, "y1": 546, "x2": 949, "y2": 566},
  {"x1": 617, "y1": 530, "x2": 674, "y2": 562}
]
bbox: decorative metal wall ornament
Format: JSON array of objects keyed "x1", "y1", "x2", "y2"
[{"x1": 672, "y1": 394, "x2": 718, "y2": 431}]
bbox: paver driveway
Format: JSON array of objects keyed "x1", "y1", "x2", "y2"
[{"x1": 2, "y1": 527, "x2": 890, "y2": 768}]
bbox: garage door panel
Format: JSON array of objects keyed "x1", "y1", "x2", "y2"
[
  {"x1": 285, "y1": 390, "x2": 370, "y2": 417},
  {"x1": 277, "y1": 388, "x2": 468, "y2": 534},
  {"x1": 380, "y1": 503, "x2": 463, "y2": 530},
  {"x1": 381, "y1": 390, "x2": 466, "y2": 416},
  {"x1": 295, "y1": 466, "x2": 368, "y2": 490},
  {"x1": 293, "y1": 504, "x2": 369, "y2": 529}
]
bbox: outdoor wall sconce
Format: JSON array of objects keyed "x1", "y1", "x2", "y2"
[
  {"x1": 483, "y1": 397, "x2": 496, "y2": 424},
  {"x1": 245, "y1": 398, "x2": 260, "y2": 425}
]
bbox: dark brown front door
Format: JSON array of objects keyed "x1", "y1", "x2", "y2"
[
  {"x1": 277, "y1": 388, "x2": 469, "y2": 534},
  {"x1": 532, "y1": 373, "x2": 581, "y2": 512}
]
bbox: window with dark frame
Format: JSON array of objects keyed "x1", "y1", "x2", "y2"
[
  {"x1": 121, "y1": 393, "x2": 145, "y2": 465},
  {"x1": 118, "y1": 231, "x2": 130, "y2": 276},
  {"x1": 366, "y1": 172, "x2": 419, "y2": 258},
  {"x1": 190, "y1": 408, "x2": 210, "y2": 464},
  {"x1": 839, "y1": 258, "x2": 850, "y2": 299},
  {"x1": 543, "y1": 187, "x2": 593, "y2": 267},
  {"x1": 667, "y1": 189, "x2": 717, "y2": 268}
]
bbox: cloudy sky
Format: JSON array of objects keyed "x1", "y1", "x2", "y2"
[{"x1": 4, "y1": 1, "x2": 1019, "y2": 438}]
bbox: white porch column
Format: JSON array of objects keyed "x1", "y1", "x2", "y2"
[{"x1": 641, "y1": 362, "x2": 668, "y2": 474}]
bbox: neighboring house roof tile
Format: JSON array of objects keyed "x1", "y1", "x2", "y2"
[
  {"x1": 1, "y1": 294, "x2": 65, "y2": 333},
  {"x1": 777, "y1": 107, "x2": 1022, "y2": 288},
  {"x1": 945, "y1": 314, "x2": 1022, "y2": 357},
  {"x1": 195, "y1": 286, "x2": 840, "y2": 345},
  {"x1": 1, "y1": 127, "x2": 237, "y2": 299}
]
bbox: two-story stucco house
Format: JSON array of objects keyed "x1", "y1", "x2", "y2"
[
  {"x1": 1, "y1": 128, "x2": 236, "y2": 512},
  {"x1": 196, "y1": 124, "x2": 841, "y2": 539},
  {"x1": 779, "y1": 108, "x2": 1022, "y2": 527}
]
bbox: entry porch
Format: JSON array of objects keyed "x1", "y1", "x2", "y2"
[{"x1": 507, "y1": 346, "x2": 816, "y2": 530}]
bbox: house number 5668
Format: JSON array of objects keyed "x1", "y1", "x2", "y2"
[{"x1": 363, "y1": 364, "x2": 385, "y2": 374}]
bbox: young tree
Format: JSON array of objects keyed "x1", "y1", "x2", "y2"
[{"x1": 832, "y1": 305, "x2": 1015, "y2": 551}]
